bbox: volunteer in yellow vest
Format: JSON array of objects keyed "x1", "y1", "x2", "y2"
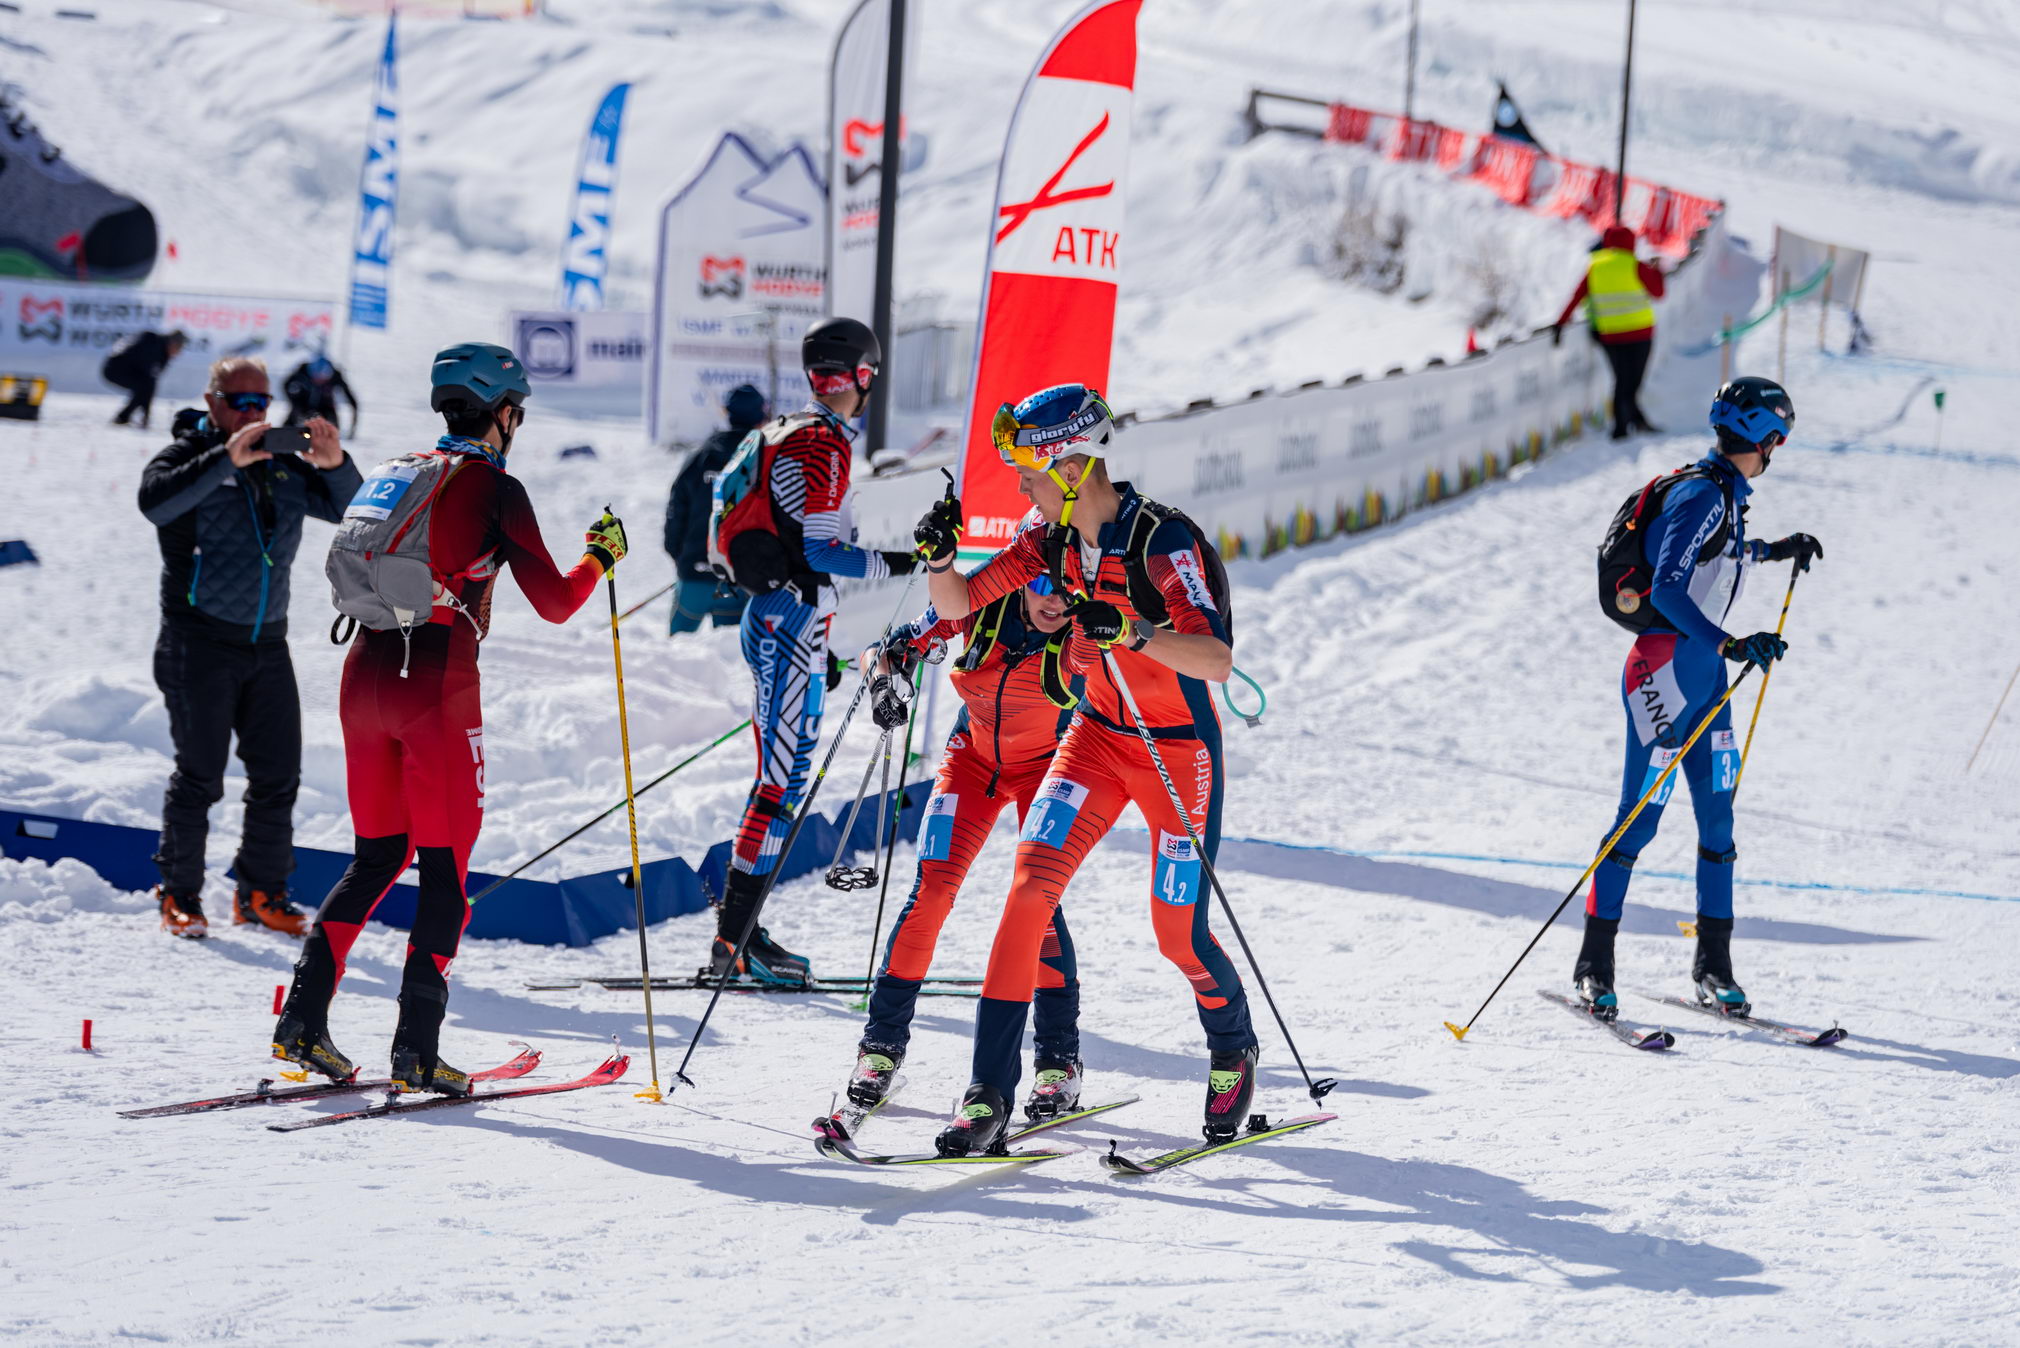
[{"x1": 1553, "y1": 224, "x2": 1667, "y2": 440}]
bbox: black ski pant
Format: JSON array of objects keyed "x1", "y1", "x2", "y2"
[
  {"x1": 111, "y1": 372, "x2": 157, "y2": 427},
  {"x1": 1603, "y1": 338, "x2": 1653, "y2": 435},
  {"x1": 151, "y1": 623, "x2": 301, "y2": 896},
  {"x1": 286, "y1": 835, "x2": 469, "y2": 1068}
]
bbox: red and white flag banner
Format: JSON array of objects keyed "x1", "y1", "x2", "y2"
[{"x1": 956, "y1": 0, "x2": 1142, "y2": 556}]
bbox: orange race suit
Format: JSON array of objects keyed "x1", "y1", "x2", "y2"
[
  {"x1": 961, "y1": 485, "x2": 1255, "y2": 1100},
  {"x1": 858, "y1": 590, "x2": 1081, "y2": 1060}
]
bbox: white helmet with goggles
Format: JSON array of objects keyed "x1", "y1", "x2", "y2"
[{"x1": 992, "y1": 383, "x2": 1115, "y2": 471}]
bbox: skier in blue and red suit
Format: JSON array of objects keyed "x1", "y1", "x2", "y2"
[{"x1": 1574, "y1": 376, "x2": 1823, "y2": 1021}]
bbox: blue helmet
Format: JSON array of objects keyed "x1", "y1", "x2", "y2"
[
  {"x1": 430, "y1": 341, "x2": 531, "y2": 415},
  {"x1": 1709, "y1": 376, "x2": 1794, "y2": 450},
  {"x1": 992, "y1": 383, "x2": 1116, "y2": 470}
]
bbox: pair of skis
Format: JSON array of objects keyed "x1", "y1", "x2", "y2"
[
  {"x1": 813, "y1": 1092, "x2": 1338, "y2": 1176},
  {"x1": 117, "y1": 1043, "x2": 632, "y2": 1130},
  {"x1": 1540, "y1": 989, "x2": 1847, "y2": 1051},
  {"x1": 528, "y1": 972, "x2": 981, "y2": 999}
]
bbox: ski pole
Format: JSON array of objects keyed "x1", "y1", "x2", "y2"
[
  {"x1": 604, "y1": 561, "x2": 665, "y2": 1103},
  {"x1": 1442, "y1": 661, "x2": 1759, "y2": 1042},
  {"x1": 854, "y1": 663, "x2": 922, "y2": 1011},
  {"x1": 1734, "y1": 569, "x2": 1801, "y2": 795},
  {"x1": 619, "y1": 580, "x2": 676, "y2": 623},
  {"x1": 823, "y1": 728, "x2": 894, "y2": 890},
  {"x1": 1099, "y1": 649, "x2": 1336, "y2": 1104},
  {"x1": 1967, "y1": 656, "x2": 2020, "y2": 774},
  {"x1": 670, "y1": 572, "x2": 922, "y2": 1090},
  {"x1": 465, "y1": 718, "x2": 749, "y2": 905}
]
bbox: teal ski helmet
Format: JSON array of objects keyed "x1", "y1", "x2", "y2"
[{"x1": 430, "y1": 342, "x2": 531, "y2": 416}]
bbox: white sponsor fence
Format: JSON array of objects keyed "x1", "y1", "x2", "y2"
[{"x1": 0, "y1": 278, "x2": 335, "y2": 400}]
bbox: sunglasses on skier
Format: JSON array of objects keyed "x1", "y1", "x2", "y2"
[{"x1": 1026, "y1": 574, "x2": 1055, "y2": 597}]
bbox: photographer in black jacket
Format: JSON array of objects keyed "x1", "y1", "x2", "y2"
[
  {"x1": 662, "y1": 382, "x2": 763, "y2": 634},
  {"x1": 137, "y1": 355, "x2": 362, "y2": 939}
]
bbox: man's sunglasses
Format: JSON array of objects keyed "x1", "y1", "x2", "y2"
[{"x1": 220, "y1": 392, "x2": 273, "y2": 413}]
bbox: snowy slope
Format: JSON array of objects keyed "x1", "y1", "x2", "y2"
[{"x1": 5, "y1": 0, "x2": 2020, "y2": 1344}]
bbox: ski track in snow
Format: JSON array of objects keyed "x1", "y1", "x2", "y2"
[{"x1": 4, "y1": 1, "x2": 2020, "y2": 1344}]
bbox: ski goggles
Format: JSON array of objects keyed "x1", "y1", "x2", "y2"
[
  {"x1": 808, "y1": 364, "x2": 874, "y2": 397},
  {"x1": 219, "y1": 391, "x2": 273, "y2": 413},
  {"x1": 992, "y1": 385, "x2": 1114, "y2": 472},
  {"x1": 1026, "y1": 573, "x2": 1056, "y2": 596}
]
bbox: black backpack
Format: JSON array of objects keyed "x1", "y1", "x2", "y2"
[
  {"x1": 1116, "y1": 498, "x2": 1235, "y2": 643},
  {"x1": 1596, "y1": 465, "x2": 1733, "y2": 632}
]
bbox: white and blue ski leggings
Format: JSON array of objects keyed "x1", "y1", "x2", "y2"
[
  {"x1": 1587, "y1": 631, "x2": 1740, "y2": 922},
  {"x1": 729, "y1": 588, "x2": 830, "y2": 879}
]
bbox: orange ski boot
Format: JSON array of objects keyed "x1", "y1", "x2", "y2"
[
  {"x1": 156, "y1": 886, "x2": 208, "y2": 939},
  {"x1": 234, "y1": 887, "x2": 309, "y2": 937}
]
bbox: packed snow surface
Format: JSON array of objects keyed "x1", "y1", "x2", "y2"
[{"x1": 4, "y1": 0, "x2": 2020, "y2": 1344}]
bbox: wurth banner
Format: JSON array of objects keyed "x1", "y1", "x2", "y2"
[
  {"x1": 346, "y1": 14, "x2": 399, "y2": 331},
  {"x1": 648, "y1": 133, "x2": 827, "y2": 445},
  {"x1": 826, "y1": 0, "x2": 922, "y2": 322},
  {"x1": 957, "y1": 0, "x2": 1142, "y2": 555},
  {"x1": 559, "y1": 83, "x2": 631, "y2": 311}
]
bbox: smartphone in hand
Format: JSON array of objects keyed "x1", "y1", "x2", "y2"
[{"x1": 261, "y1": 425, "x2": 311, "y2": 457}]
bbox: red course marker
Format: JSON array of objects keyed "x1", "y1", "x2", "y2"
[
  {"x1": 273, "y1": 985, "x2": 285, "y2": 1015},
  {"x1": 82, "y1": 1019, "x2": 93, "y2": 1052}
]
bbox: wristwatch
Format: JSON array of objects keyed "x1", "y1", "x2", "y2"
[{"x1": 1126, "y1": 619, "x2": 1152, "y2": 652}]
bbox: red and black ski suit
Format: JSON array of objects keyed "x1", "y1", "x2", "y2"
[
  {"x1": 857, "y1": 591, "x2": 1080, "y2": 1062},
  {"x1": 285, "y1": 448, "x2": 602, "y2": 1068}
]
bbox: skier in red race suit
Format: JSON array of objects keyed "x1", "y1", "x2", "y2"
[
  {"x1": 272, "y1": 342, "x2": 628, "y2": 1095},
  {"x1": 840, "y1": 574, "x2": 1085, "y2": 1124},
  {"x1": 915, "y1": 383, "x2": 1258, "y2": 1156}
]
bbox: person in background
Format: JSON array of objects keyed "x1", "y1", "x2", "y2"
[
  {"x1": 104, "y1": 328, "x2": 188, "y2": 429},
  {"x1": 1553, "y1": 224, "x2": 1665, "y2": 439},
  {"x1": 663, "y1": 383, "x2": 764, "y2": 635},
  {"x1": 283, "y1": 351, "x2": 359, "y2": 437},
  {"x1": 137, "y1": 355, "x2": 361, "y2": 938}
]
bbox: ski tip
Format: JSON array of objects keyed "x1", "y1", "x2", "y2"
[{"x1": 1443, "y1": 1021, "x2": 1470, "y2": 1042}]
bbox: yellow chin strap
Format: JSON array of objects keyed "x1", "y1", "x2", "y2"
[{"x1": 1047, "y1": 464, "x2": 1081, "y2": 532}]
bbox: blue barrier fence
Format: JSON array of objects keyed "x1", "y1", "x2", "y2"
[{"x1": 1, "y1": 783, "x2": 930, "y2": 947}]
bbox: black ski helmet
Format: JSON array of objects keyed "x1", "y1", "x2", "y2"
[
  {"x1": 802, "y1": 316, "x2": 881, "y2": 392},
  {"x1": 1709, "y1": 376, "x2": 1794, "y2": 454}
]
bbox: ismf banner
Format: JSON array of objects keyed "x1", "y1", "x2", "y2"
[
  {"x1": 649, "y1": 133, "x2": 827, "y2": 445},
  {"x1": 559, "y1": 83, "x2": 631, "y2": 311},
  {"x1": 347, "y1": 14, "x2": 399, "y2": 331},
  {"x1": 0, "y1": 279, "x2": 335, "y2": 399},
  {"x1": 826, "y1": 0, "x2": 922, "y2": 322},
  {"x1": 957, "y1": 0, "x2": 1142, "y2": 556}
]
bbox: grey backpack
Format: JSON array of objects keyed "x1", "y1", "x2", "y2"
[{"x1": 327, "y1": 449, "x2": 492, "y2": 649}]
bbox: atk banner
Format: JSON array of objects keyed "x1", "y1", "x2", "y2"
[
  {"x1": 0, "y1": 278, "x2": 335, "y2": 399},
  {"x1": 957, "y1": 0, "x2": 1142, "y2": 555},
  {"x1": 649, "y1": 133, "x2": 827, "y2": 445},
  {"x1": 560, "y1": 82, "x2": 631, "y2": 312},
  {"x1": 826, "y1": 0, "x2": 922, "y2": 322},
  {"x1": 347, "y1": 15, "x2": 399, "y2": 331}
]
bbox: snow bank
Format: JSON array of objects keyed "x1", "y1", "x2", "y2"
[{"x1": 0, "y1": 857, "x2": 150, "y2": 923}]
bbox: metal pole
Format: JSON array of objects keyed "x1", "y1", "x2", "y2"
[
  {"x1": 864, "y1": 0, "x2": 906, "y2": 455},
  {"x1": 1614, "y1": 0, "x2": 1636, "y2": 220},
  {"x1": 1819, "y1": 245, "x2": 1836, "y2": 350},
  {"x1": 1778, "y1": 267, "x2": 1789, "y2": 385},
  {"x1": 1720, "y1": 312, "x2": 1733, "y2": 383},
  {"x1": 1403, "y1": 0, "x2": 1420, "y2": 123}
]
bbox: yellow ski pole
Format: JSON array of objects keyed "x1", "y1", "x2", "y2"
[
  {"x1": 1733, "y1": 569, "x2": 1801, "y2": 794},
  {"x1": 1444, "y1": 661, "x2": 1759, "y2": 1042},
  {"x1": 603, "y1": 531, "x2": 664, "y2": 1102}
]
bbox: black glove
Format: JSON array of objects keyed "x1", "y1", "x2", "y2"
[
  {"x1": 869, "y1": 674, "x2": 912, "y2": 731},
  {"x1": 1068, "y1": 598, "x2": 1129, "y2": 648},
  {"x1": 880, "y1": 549, "x2": 919, "y2": 577},
  {"x1": 914, "y1": 492, "x2": 963, "y2": 563},
  {"x1": 826, "y1": 651, "x2": 845, "y2": 692},
  {"x1": 1764, "y1": 533, "x2": 1823, "y2": 573},
  {"x1": 1722, "y1": 631, "x2": 1789, "y2": 667},
  {"x1": 1550, "y1": 323, "x2": 1563, "y2": 348}
]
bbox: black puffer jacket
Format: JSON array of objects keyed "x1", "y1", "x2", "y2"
[{"x1": 138, "y1": 412, "x2": 363, "y2": 643}]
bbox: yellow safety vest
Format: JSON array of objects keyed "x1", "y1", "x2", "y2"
[{"x1": 1585, "y1": 248, "x2": 1655, "y2": 335}]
